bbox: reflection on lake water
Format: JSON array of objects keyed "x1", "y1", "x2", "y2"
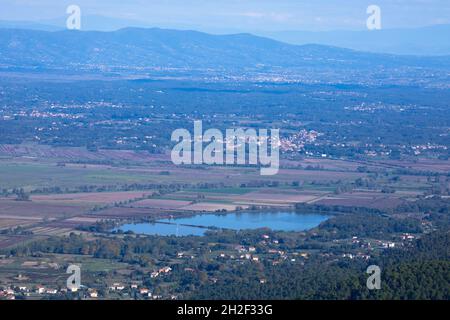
[{"x1": 116, "y1": 211, "x2": 329, "y2": 236}]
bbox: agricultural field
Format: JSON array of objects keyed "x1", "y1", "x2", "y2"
[
  {"x1": 0, "y1": 198, "x2": 89, "y2": 220},
  {"x1": 313, "y1": 191, "x2": 407, "y2": 210},
  {"x1": 31, "y1": 191, "x2": 154, "y2": 206},
  {"x1": 0, "y1": 253, "x2": 133, "y2": 293},
  {"x1": 0, "y1": 146, "x2": 447, "y2": 243},
  {"x1": 0, "y1": 144, "x2": 448, "y2": 300}
]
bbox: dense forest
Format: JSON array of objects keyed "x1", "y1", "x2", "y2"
[{"x1": 190, "y1": 231, "x2": 450, "y2": 300}]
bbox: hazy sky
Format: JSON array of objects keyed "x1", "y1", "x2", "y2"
[{"x1": 1, "y1": 0, "x2": 450, "y2": 32}]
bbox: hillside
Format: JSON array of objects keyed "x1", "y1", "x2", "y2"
[{"x1": 1, "y1": 27, "x2": 449, "y2": 73}]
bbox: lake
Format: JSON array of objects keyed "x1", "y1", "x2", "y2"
[{"x1": 115, "y1": 211, "x2": 329, "y2": 236}]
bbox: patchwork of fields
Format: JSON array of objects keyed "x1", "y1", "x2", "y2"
[{"x1": 0, "y1": 145, "x2": 444, "y2": 250}]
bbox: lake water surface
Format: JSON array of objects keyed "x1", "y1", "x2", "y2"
[{"x1": 116, "y1": 211, "x2": 329, "y2": 236}]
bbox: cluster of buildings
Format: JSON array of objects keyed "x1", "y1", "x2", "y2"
[
  {"x1": 0, "y1": 284, "x2": 82, "y2": 300},
  {"x1": 280, "y1": 129, "x2": 321, "y2": 153},
  {"x1": 150, "y1": 266, "x2": 172, "y2": 278},
  {"x1": 411, "y1": 143, "x2": 448, "y2": 155},
  {"x1": 29, "y1": 110, "x2": 83, "y2": 119},
  {"x1": 0, "y1": 276, "x2": 175, "y2": 300},
  {"x1": 339, "y1": 233, "x2": 418, "y2": 261},
  {"x1": 213, "y1": 235, "x2": 310, "y2": 266},
  {"x1": 345, "y1": 103, "x2": 414, "y2": 113},
  {"x1": 108, "y1": 283, "x2": 163, "y2": 299}
]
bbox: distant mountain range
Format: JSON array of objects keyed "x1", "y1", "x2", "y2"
[
  {"x1": 1, "y1": 17, "x2": 450, "y2": 56},
  {"x1": 0, "y1": 27, "x2": 449, "y2": 74},
  {"x1": 0, "y1": 20, "x2": 62, "y2": 32},
  {"x1": 261, "y1": 25, "x2": 450, "y2": 56}
]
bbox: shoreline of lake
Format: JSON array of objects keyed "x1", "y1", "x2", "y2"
[{"x1": 114, "y1": 211, "x2": 330, "y2": 236}]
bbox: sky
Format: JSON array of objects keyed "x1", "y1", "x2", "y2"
[{"x1": 1, "y1": 0, "x2": 450, "y2": 32}]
